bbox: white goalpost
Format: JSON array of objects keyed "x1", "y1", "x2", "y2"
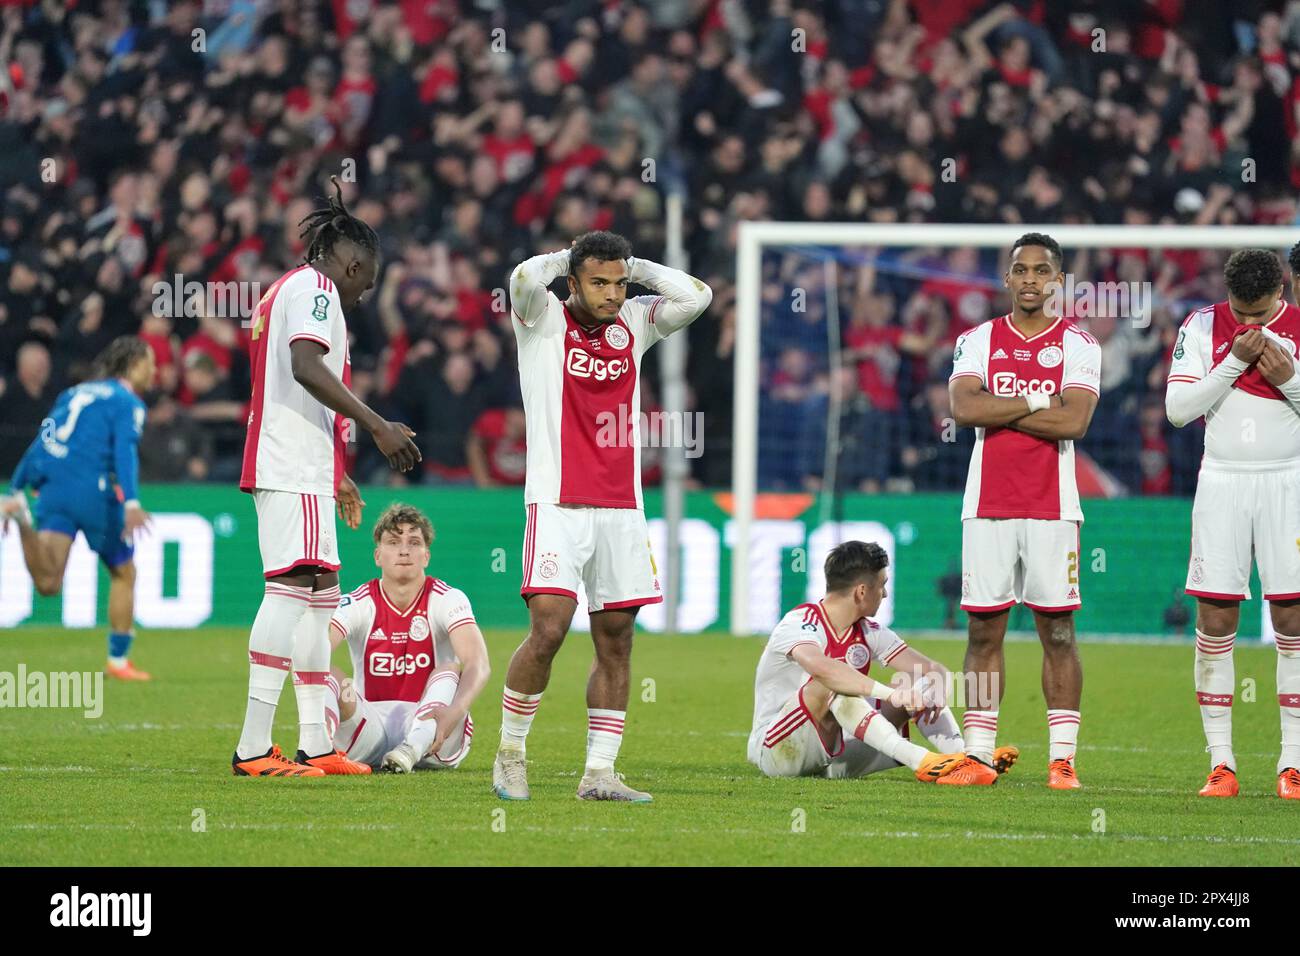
[{"x1": 730, "y1": 222, "x2": 1300, "y2": 636}]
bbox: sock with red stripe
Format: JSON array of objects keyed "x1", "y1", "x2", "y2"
[
  {"x1": 1275, "y1": 633, "x2": 1300, "y2": 773},
  {"x1": 1195, "y1": 629, "x2": 1235, "y2": 771},
  {"x1": 236, "y1": 582, "x2": 312, "y2": 760},
  {"x1": 585, "y1": 708, "x2": 626, "y2": 771},
  {"x1": 324, "y1": 673, "x2": 341, "y2": 742},
  {"x1": 962, "y1": 709, "x2": 998, "y2": 763},
  {"x1": 1047, "y1": 709, "x2": 1080, "y2": 762},
  {"x1": 292, "y1": 584, "x2": 340, "y2": 758},
  {"x1": 500, "y1": 687, "x2": 542, "y2": 754},
  {"x1": 406, "y1": 670, "x2": 460, "y2": 759},
  {"x1": 829, "y1": 695, "x2": 927, "y2": 770},
  {"x1": 915, "y1": 707, "x2": 963, "y2": 753}
]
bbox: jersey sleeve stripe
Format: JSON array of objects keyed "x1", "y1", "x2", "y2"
[
  {"x1": 948, "y1": 371, "x2": 984, "y2": 382},
  {"x1": 1166, "y1": 375, "x2": 1200, "y2": 384},
  {"x1": 1062, "y1": 383, "x2": 1100, "y2": 396},
  {"x1": 329, "y1": 619, "x2": 348, "y2": 638},
  {"x1": 783, "y1": 639, "x2": 821, "y2": 659},
  {"x1": 646, "y1": 295, "x2": 665, "y2": 325},
  {"x1": 447, "y1": 617, "x2": 476, "y2": 631},
  {"x1": 881, "y1": 642, "x2": 908, "y2": 663}
]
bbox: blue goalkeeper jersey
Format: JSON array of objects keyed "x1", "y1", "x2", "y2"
[{"x1": 9, "y1": 378, "x2": 146, "y2": 503}]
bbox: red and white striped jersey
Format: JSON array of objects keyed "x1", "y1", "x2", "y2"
[
  {"x1": 240, "y1": 265, "x2": 350, "y2": 497},
  {"x1": 1166, "y1": 300, "x2": 1300, "y2": 465},
  {"x1": 747, "y1": 601, "x2": 908, "y2": 762},
  {"x1": 949, "y1": 315, "x2": 1102, "y2": 521},
  {"x1": 330, "y1": 576, "x2": 476, "y2": 724},
  {"x1": 510, "y1": 251, "x2": 712, "y2": 510}
]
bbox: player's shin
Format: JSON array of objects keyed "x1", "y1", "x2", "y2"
[
  {"x1": 1194, "y1": 630, "x2": 1236, "y2": 770},
  {"x1": 235, "y1": 582, "x2": 312, "y2": 759},
  {"x1": 828, "y1": 695, "x2": 928, "y2": 771},
  {"x1": 915, "y1": 707, "x2": 964, "y2": 753},
  {"x1": 1275, "y1": 633, "x2": 1300, "y2": 772},
  {"x1": 291, "y1": 584, "x2": 341, "y2": 758},
  {"x1": 405, "y1": 670, "x2": 460, "y2": 758}
]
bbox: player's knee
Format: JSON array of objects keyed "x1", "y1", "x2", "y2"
[
  {"x1": 110, "y1": 561, "x2": 136, "y2": 585},
  {"x1": 1039, "y1": 620, "x2": 1077, "y2": 652},
  {"x1": 527, "y1": 619, "x2": 568, "y2": 658},
  {"x1": 33, "y1": 575, "x2": 62, "y2": 597}
]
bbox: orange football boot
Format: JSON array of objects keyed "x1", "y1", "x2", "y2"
[
  {"x1": 914, "y1": 750, "x2": 966, "y2": 783},
  {"x1": 1198, "y1": 763, "x2": 1239, "y2": 797},
  {"x1": 1276, "y1": 768, "x2": 1300, "y2": 800},
  {"x1": 297, "y1": 749, "x2": 372, "y2": 775},
  {"x1": 1048, "y1": 758, "x2": 1081, "y2": 790},
  {"x1": 232, "y1": 745, "x2": 324, "y2": 777},
  {"x1": 935, "y1": 755, "x2": 999, "y2": 786},
  {"x1": 106, "y1": 660, "x2": 151, "y2": 681},
  {"x1": 993, "y1": 745, "x2": 1020, "y2": 775}
]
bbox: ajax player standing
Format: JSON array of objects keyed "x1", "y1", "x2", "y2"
[
  {"x1": 232, "y1": 180, "x2": 421, "y2": 777},
  {"x1": 945, "y1": 233, "x2": 1102, "y2": 789},
  {"x1": 1166, "y1": 248, "x2": 1300, "y2": 800},
  {"x1": 493, "y1": 231, "x2": 713, "y2": 802}
]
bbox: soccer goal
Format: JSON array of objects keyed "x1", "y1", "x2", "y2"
[{"x1": 729, "y1": 223, "x2": 1300, "y2": 637}]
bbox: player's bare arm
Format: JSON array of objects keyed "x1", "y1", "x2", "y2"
[
  {"x1": 789, "y1": 643, "x2": 926, "y2": 711},
  {"x1": 288, "y1": 338, "x2": 420, "y2": 472},
  {"x1": 1009, "y1": 387, "x2": 1098, "y2": 441},
  {"x1": 949, "y1": 374, "x2": 1036, "y2": 428},
  {"x1": 429, "y1": 622, "x2": 491, "y2": 754}
]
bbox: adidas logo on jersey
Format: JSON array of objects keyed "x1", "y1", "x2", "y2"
[
  {"x1": 1067, "y1": 588, "x2": 1078, "y2": 600},
  {"x1": 569, "y1": 330, "x2": 581, "y2": 342},
  {"x1": 991, "y1": 348, "x2": 1008, "y2": 360},
  {"x1": 1215, "y1": 342, "x2": 1228, "y2": 355}
]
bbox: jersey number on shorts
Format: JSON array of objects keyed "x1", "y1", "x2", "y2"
[{"x1": 1067, "y1": 550, "x2": 1079, "y2": 585}]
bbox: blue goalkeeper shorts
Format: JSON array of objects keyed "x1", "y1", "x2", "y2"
[{"x1": 33, "y1": 479, "x2": 134, "y2": 569}]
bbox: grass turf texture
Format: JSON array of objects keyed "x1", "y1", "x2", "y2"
[{"x1": 0, "y1": 627, "x2": 1295, "y2": 866}]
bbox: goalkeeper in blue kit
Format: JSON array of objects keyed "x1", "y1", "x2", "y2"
[{"x1": 2, "y1": 336, "x2": 156, "y2": 679}]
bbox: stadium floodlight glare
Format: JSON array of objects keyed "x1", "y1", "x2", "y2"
[{"x1": 730, "y1": 222, "x2": 1300, "y2": 635}]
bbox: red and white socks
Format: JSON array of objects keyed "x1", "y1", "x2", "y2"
[
  {"x1": 829, "y1": 694, "x2": 927, "y2": 770},
  {"x1": 914, "y1": 707, "x2": 964, "y2": 753},
  {"x1": 962, "y1": 709, "x2": 998, "y2": 763},
  {"x1": 236, "y1": 581, "x2": 311, "y2": 760},
  {"x1": 1047, "y1": 709, "x2": 1081, "y2": 762},
  {"x1": 500, "y1": 687, "x2": 542, "y2": 754},
  {"x1": 1195, "y1": 629, "x2": 1236, "y2": 770},
  {"x1": 585, "y1": 709, "x2": 626, "y2": 771},
  {"x1": 1276, "y1": 633, "x2": 1300, "y2": 773},
  {"x1": 291, "y1": 584, "x2": 340, "y2": 758}
]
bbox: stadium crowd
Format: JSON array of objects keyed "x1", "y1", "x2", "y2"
[{"x1": 1, "y1": 0, "x2": 1298, "y2": 494}]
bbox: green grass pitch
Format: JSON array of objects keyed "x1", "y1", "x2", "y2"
[{"x1": 0, "y1": 627, "x2": 1295, "y2": 865}]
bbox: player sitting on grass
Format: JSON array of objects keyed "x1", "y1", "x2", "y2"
[
  {"x1": 325, "y1": 503, "x2": 490, "y2": 773},
  {"x1": 2, "y1": 336, "x2": 154, "y2": 681},
  {"x1": 750, "y1": 540, "x2": 1019, "y2": 783}
]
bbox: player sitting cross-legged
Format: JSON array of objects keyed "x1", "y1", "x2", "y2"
[
  {"x1": 326, "y1": 503, "x2": 490, "y2": 773},
  {"x1": 750, "y1": 540, "x2": 1019, "y2": 783}
]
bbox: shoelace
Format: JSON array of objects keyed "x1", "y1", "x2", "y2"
[
  {"x1": 1053, "y1": 760, "x2": 1077, "y2": 778},
  {"x1": 1206, "y1": 765, "x2": 1234, "y2": 785},
  {"x1": 1281, "y1": 769, "x2": 1300, "y2": 785}
]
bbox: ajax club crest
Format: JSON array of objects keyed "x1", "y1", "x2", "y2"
[{"x1": 604, "y1": 324, "x2": 629, "y2": 350}]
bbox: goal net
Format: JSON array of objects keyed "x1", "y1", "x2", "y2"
[{"x1": 729, "y1": 223, "x2": 1298, "y2": 638}]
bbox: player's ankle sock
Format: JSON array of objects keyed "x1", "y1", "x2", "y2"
[
  {"x1": 107, "y1": 631, "x2": 133, "y2": 665},
  {"x1": 236, "y1": 582, "x2": 312, "y2": 759},
  {"x1": 292, "y1": 584, "x2": 340, "y2": 758},
  {"x1": 406, "y1": 671, "x2": 460, "y2": 758},
  {"x1": 500, "y1": 687, "x2": 542, "y2": 754},
  {"x1": 829, "y1": 695, "x2": 927, "y2": 770},
  {"x1": 1195, "y1": 629, "x2": 1236, "y2": 770},
  {"x1": 915, "y1": 707, "x2": 964, "y2": 753},
  {"x1": 324, "y1": 673, "x2": 341, "y2": 741},
  {"x1": 1047, "y1": 709, "x2": 1080, "y2": 762},
  {"x1": 585, "y1": 708, "x2": 626, "y2": 771},
  {"x1": 961, "y1": 709, "x2": 998, "y2": 763},
  {"x1": 1275, "y1": 634, "x2": 1300, "y2": 773}
]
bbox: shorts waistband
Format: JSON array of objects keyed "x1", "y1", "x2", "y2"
[{"x1": 1200, "y1": 457, "x2": 1300, "y2": 474}]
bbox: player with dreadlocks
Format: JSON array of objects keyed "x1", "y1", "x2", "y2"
[{"x1": 231, "y1": 176, "x2": 421, "y2": 778}]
